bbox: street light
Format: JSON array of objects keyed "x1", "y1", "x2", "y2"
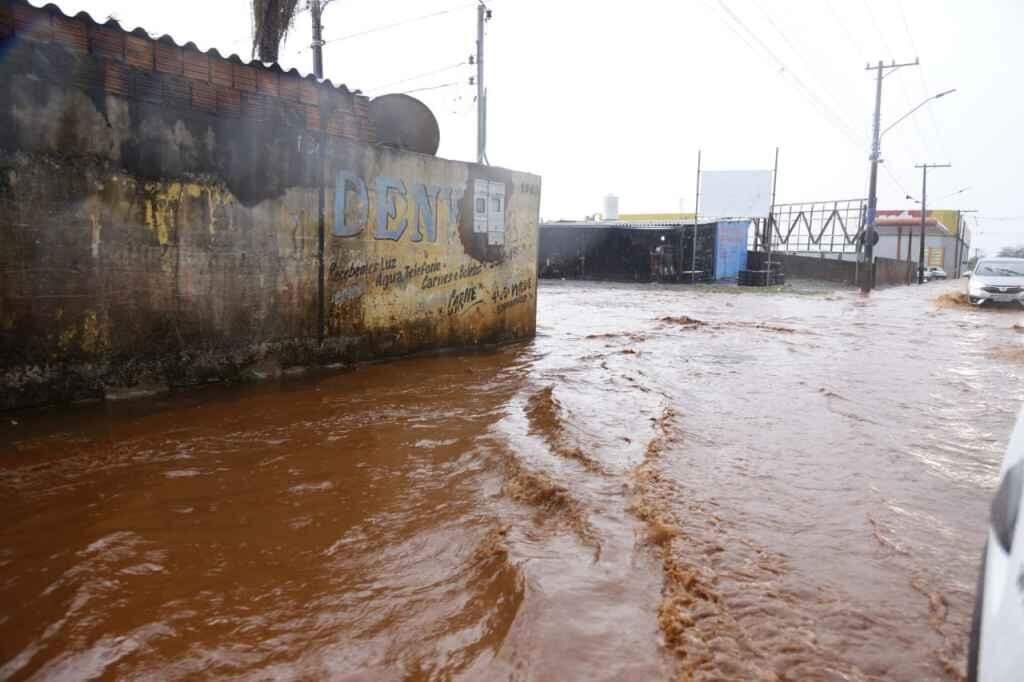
[
  {"x1": 861, "y1": 82, "x2": 956, "y2": 293},
  {"x1": 882, "y1": 89, "x2": 957, "y2": 137}
]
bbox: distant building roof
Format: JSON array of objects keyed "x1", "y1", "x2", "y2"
[
  {"x1": 875, "y1": 216, "x2": 952, "y2": 237},
  {"x1": 542, "y1": 219, "x2": 718, "y2": 230},
  {"x1": 618, "y1": 212, "x2": 696, "y2": 221}
]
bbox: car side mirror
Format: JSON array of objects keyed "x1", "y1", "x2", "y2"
[{"x1": 966, "y1": 272, "x2": 972, "y2": 278}]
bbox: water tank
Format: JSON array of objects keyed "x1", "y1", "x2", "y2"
[
  {"x1": 603, "y1": 194, "x2": 619, "y2": 221},
  {"x1": 368, "y1": 94, "x2": 440, "y2": 156}
]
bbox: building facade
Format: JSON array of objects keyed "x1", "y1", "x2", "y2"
[{"x1": 0, "y1": 0, "x2": 541, "y2": 409}]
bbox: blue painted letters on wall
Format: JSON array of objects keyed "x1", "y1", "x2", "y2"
[
  {"x1": 332, "y1": 170, "x2": 468, "y2": 244},
  {"x1": 333, "y1": 171, "x2": 369, "y2": 237}
]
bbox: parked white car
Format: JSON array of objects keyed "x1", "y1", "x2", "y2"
[
  {"x1": 969, "y1": 408, "x2": 1024, "y2": 681},
  {"x1": 968, "y1": 259, "x2": 1024, "y2": 306},
  {"x1": 924, "y1": 266, "x2": 948, "y2": 281}
]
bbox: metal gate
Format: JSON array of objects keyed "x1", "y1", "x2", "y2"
[{"x1": 750, "y1": 199, "x2": 866, "y2": 256}]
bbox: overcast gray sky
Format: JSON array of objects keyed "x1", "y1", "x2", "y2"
[{"x1": 43, "y1": 0, "x2": 1024, "y2": 255}]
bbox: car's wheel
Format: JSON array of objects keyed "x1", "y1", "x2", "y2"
[{"x1": 967, "y1": 542, "x2": 987, "y2": 682}]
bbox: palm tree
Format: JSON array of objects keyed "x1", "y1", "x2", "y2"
[{"x1": 252, "y1": 0, "x2": 302, "y2": 63}]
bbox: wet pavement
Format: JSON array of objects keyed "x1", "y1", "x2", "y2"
[{"x1": 2, "y1": 279, "x2": 1023, "y2": 681}]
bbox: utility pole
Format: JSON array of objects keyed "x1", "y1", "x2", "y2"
[
  {"x1": 310, "y1": 0, "x2": 325, "y2": 78},
  {"x1": 862, "y1": 58, "x2": 919, "y2": 294},
  {"x1": 476, "y1": 2, "x2": 491, "y2": 164},
  {"x1": 310, "y1": 0, "x2": 326, "y2": 341},
  {"x1": 691, "y1": 150, "x2": 700, "y2": 282},
  {"x1": 914, "y1": 163, "x2": 951, "y2": 284},
  {"x1": 768, "y1": 146, "x2": 779, "y2": 283}
]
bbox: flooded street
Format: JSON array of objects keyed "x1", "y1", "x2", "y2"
[{"x1": 2, "y1": 279, "x2": 1023, "y2": 681}]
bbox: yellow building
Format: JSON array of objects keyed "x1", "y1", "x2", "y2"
[{"x1": 617, "y1": 212, "x2": 696, "y2": 222}]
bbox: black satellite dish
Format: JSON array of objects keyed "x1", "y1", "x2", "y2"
[{"x1": 369, "y1": 94, "x2": 441, "y2": 156}]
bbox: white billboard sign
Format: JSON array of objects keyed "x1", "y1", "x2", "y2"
[{"x1": 699, "y1": 170, "x2": 773, "y2": 218}]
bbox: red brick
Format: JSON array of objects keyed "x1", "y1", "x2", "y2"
[
  {"x1": 155, "y1": 42, "x2": 183, "y2": 75},
  {"x1": 256, "y1": 69, "x2": 278, "y2": 96},
  {"x1": 162, "y1": 74, "x2": 190, "y2": 106},
  {"x1": 232, "y1": 63, "x2": 257, "y2": 92},
  {"x1": 210, "y1": 58, "x2": 232, "y2": 87},
  {"x1": 242, "y1": 93, "x2": 269, "y2": 120},
  {"x1": 125, "y1": 35, "x2": 153, "y2": 70},
  {"x1": 216, "y1": 86, "x2": 241, "y2": 117},
  {"x1": 52, "y1": 15, "x2": 87, "y2": 52},
  {"x1": 89, "y1": 24, "x2": 123, "y2": 60},
  {"x1": 299, "y1": 80, "x2": 320, "y2": 105},
  {"x1": 104, "y1": 61, "x2": 129, "y2": 96},
  {"x1": 191, "y1": 80, "x2": 216, "y2": 113},
  {"x1": 321, "y1": 90, "x2": 351, "y2": 116},
  {"x1": 340, "y1": 116, "x2": 358, "y2": 140},
  {"x1": 13, "y1": 4, "x2": 51, "y2": 41},
  {"x1": 0, "y1": 4, "x2": 12, "y2": 39},
  {"x1": 183, "y1": 49, "x2": 209, "y2": 82},
  {"x1": 283, "y1": 101, "x2": 305, "y2": 126},
  {"x1": 278, "y1": 75, "x2": 299, "y2": 101},
  {"x1": 72, "y1": 59, "x2": 104, "y2": 92},
  {"x1": 324, "y1": 112, "x2": 343, "y2": 137},
  {"x1": 132, "y1": 69, "x2": 161, "y2": 103},
  {"x1": 304, "y1": 103, "x2": 320, "y2": 130}
]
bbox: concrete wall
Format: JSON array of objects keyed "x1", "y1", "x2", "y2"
[
  {"x1": 748, "y1": 252, "x2": 915, "y2": 288},
  {"x1": 874, "y1": 257, "x2": 916, "y2": 287},
  {"x1": 0, "y1": 0, "x2": 540, "y2": 409},
  {"x1": 748, "y1": 252, "x2": 859, "y2": 285}
]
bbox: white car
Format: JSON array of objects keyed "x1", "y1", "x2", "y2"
[
  {"x1": 969, "y1": 409, "x2": 1024, "y2": 681},
  {"x1": 968, "y1": 259, "x2": 1024, "y2": 306},
  {"x1": 924, "y1": 266, "x2": 948, "y2": 281}
]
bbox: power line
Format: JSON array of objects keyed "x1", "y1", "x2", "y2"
[
  {"x1": 398, "y1": 81, "x2": 461, "y2": 95},
  {"x1": 889, "y1": 0, "x2": 936, "y2": 161},
  {"x1": 364, "y1": 61, "x2": 467, "y2": 93},
  {"x1": 882, "y1": 163, "x2": 910, "y2": 196},
  {"x1": 299, "y1": 3, "x2": 474, "y2": 51},
  {"x1": 855, "y1": 1, "x2": 929, "y2": 172},
  {"x1": 862, "y1": 0, "x2": 893, "y2": 57},
  {"x1": 861, "y1": 1, "x2": 931, "y2": 172},
  {"x1": 752, "y1": 3, "x2": 863, "y2": 109},
  {"x1": 714, "y1": 1, "x2": 866, "y2": 149},
  {"x1": 825, "y1": 0, "x2": 868, "y2": 62},
  {"x1": 821, "y1": 1, "x2": 917, "y2": 199},
  {"x1": 894, "y1": 0, "x2": 952, "y2": 161}
]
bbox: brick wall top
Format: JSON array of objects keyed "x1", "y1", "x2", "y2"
[{"x1": 0, "y1": 0, "x2": 374, "y2": 144}]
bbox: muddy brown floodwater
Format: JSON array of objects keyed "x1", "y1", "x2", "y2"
[{"x1": 3, "y1": 279, "x2": 1024, "y2": 681}]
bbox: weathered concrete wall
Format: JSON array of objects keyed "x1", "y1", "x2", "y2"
[
  {"x1": 747, "y1": 252, "x2": 914, "y2": 288},
  {"x1": 874, "y1": 257, "x2": 916, "y2": 287},
  {"x1": 748, "y1": 252, "x2": 858, "y2": 285},
  {"x1": 0, "y1": 0, "x2": 540, "y2": 409}
]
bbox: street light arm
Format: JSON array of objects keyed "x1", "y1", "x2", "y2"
[{"x1": 881, "y1": 89, "x2": 956, "y2": 137}]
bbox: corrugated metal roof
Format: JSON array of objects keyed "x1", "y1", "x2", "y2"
[
  {"x1": 541, "y1": 220, "x2": 718, "y2": 231},
  {"x1": 12, "y1": 0, "x2": 360, "y2": 95}
]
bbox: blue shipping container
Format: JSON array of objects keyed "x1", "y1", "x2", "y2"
[{"x1": 714, "y1": 220, "x2": 750, "y2": 279}]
